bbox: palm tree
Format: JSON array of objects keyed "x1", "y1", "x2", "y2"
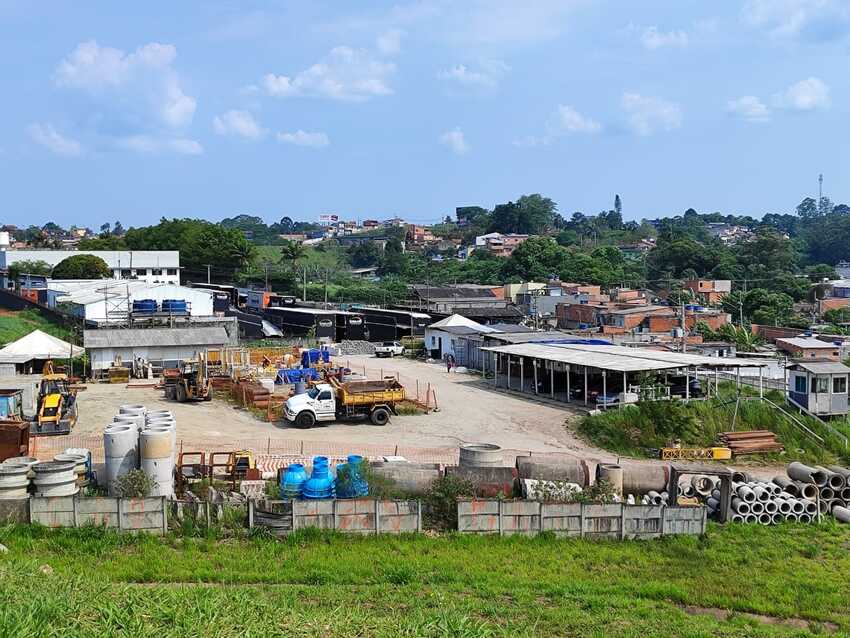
[{"x1": 279, "y1": 240, "x2": 306, "y2": 267}]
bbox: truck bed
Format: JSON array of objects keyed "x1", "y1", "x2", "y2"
[{"x1": 332, "y1": 378, "x2": 405, "y2": 405}]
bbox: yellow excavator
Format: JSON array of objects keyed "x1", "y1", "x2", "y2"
[
  {"x1": 164, "y1": 353, "x2": 213, "y2": 403},
  {"x1": 31, "y1": 361, "x2": 79, "y2": 436}
]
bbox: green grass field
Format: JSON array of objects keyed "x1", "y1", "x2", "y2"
[
  {"x1": 0, "y1": 308, "x2": 73, "y2": 345},
  {"x1": 1, "y1": 522, "x2": 848, "y2": 637}
]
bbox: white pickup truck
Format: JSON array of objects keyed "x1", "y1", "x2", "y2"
[{"x1": 374, "y1": 341, "x2": 405, "y2": 358}]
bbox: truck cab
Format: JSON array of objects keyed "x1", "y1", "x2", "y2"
[{"x1": 285, "y1": 383, "x2": 338, "y2": 428}]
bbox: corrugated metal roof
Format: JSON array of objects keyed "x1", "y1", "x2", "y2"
[
  {"x1": 84, "y1": 326, "x2": 229, "y2": 348},
  {"x1": 788, "y1": 361, "x2": 850, "y2": 374},
  {"x1": 777, "y1": 337, "x2": 838, "y2": 349},
  {"x1": 484, "y1": 331, "x2": 608, "y2": 345},
  {"x1": 481, "y1": 342, "x2": 771, "y2": 372}
]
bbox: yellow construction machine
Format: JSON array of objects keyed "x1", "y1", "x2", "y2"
[
  {"x1": 164, "y1": 354, "x2": 213, "y2": 403},
  {"x1": 31, "y1": 361, "x2": 79, "y2": 436}
]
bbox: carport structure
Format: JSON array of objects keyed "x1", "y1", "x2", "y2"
[{"x1": 481, "y1": 342, "x2": 772, "y2": 407}]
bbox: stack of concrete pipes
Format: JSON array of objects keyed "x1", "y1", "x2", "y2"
[
  {"x1": 710, "y1": 477, "x2": 817, "y2": 525},
  {"x1": 783, "y1": 462, "x2": 850, "y2": 524},
  {"x1": 103, "y1": 404, "x2": 176, "y2": 497}
]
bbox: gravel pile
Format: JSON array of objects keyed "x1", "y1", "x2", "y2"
[{"x1": 336, "y1": 340, "x2": 377, "y2": 355}]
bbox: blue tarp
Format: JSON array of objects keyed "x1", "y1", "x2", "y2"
[
  {"x1": 276, "y1": 368, "x2": 321, "y2": 384},
  {"x1": 301, "y1": 349, "x2": 331, "y2": 368}
]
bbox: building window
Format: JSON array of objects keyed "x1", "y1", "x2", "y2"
[
  {"x1": 151, "y1": 268, "x2": 162, "y2": 276},
  {"x1": 120, "y1": 269, "x2": 131, "y2": 278},
  {"x1": 814, "y1": 376, "x2": 829, "y2": 394},
  {"x1": 834, "y1": 376, "x2": 847, "y2": 394},
  {"x1": 167, "y1": 268, "x2": 177, "y2": 276},
  {"x1": 794, "y1": 376, "x2": 807, "y2": 393}
]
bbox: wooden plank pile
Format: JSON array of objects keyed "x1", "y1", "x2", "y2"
[{"x1": 718, "y1": 430, "x2": 784, "y2": 455}]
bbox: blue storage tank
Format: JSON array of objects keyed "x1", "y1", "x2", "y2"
[
  {"x1": 162, "y1": 299, "x2": 188, "y2": 314},
  {"x1": 132, "y1": 299, "x2": 157, "y2": 314}
]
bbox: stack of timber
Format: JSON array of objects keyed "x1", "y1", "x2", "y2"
[{"x1": 719, "y1": 430, "x2": 784, "y2": 455}]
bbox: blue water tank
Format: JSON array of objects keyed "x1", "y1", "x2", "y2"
[
  {"x1": 162, "y1": 299, "x2": 188, "y2": 314},
  {"x1": 132, "y1": 299, "x2": 157, "y2": 314}
]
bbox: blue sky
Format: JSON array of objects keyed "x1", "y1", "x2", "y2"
[{"x1": 1, "y1": 1, "x2": 849, "y2": 228}]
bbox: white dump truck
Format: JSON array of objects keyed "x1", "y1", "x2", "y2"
[{"x1": 284, "y1": 378, "x2": 405, "y2": 428}]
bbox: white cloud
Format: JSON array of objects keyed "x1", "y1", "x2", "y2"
[
  {"x1": 439, "y1": 127, "x2": 469, "y2": 155},
  {"x1": 452, "y1": 0, "x2": 582, "y2": 44},
  {"x1": 727, "y1": 96, "x2": 771, "y2": 122},
  {"x1": 742, "y1": 0, "x2": 850, "y2": 40},
  {"x1": 116, "y1": 135, "x2": 203, "y2": 155},
  {"x1": 276, "y1": 130, "x2": 330, "y2": 148},
  {"x1": 263, "y1": 46, "x2": 395, "y2": 101},
  {"x1": 376, "y1": 28, "x2": 404, "y2": 55},
  {"x1": 553, "y1": 105, "x2": 601, "y2": 134},
  {"x1": 640, "y1": 26, "x2": 689, "y2": 49},
  {"x1": 213, "y1": 110, "x2": 266, "y2": 139},
  {"x1": 437, "y1": 60, "x2": 509, "y2": 90},
  {"x1": 55, "y1": 40, "x2": 196, "y2": 128},
  {"x1": 621, "y1": 93, "x2": 682, "y2": 136},
  {"x1": 28, "y1": 123, "x2": 83, "y2": 156},
  {"x1": 773, "y1": 77, "x2": 831, "y2": 111}
]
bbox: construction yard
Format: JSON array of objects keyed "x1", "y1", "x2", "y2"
[{"x1": 48, "y1": 355, "x2": 591, "y2": 465}]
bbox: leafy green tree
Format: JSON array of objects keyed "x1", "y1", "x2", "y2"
[
  {"x1": 489, "y1": 194, "x2": 556, "y2": 235},
  {"x1": 52, "y1": 254, "x2": 111, "y2": 279},
  {"x1": 349, "y1": 241, "x2": 382, "y2": 267},
  {"x1": 78, "y1": 235, "x2": 128, "y2": 250},
  {"x1": 380, "y1": 239, "x2": 407, "y2": 275},
  {"x1": 8, "y1": 260, "x2": 52, "y2": 283}
]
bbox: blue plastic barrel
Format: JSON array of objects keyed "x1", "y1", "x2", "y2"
[
  {"x1": 280, "y1": 463, "x2": 308, "y2": 498},
  {"x1": 302, "y1": 456, "x2": 334, "y2": 499},
  {"x1": 162, "y1": 299, "x2": 188, "y2": 314}
]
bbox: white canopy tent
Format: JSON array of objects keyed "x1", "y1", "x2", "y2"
[{"x1": 0, "y1": 329, "x2": 83, "y2": 374}]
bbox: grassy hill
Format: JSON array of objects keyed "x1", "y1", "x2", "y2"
[
  {"x1": 0, "y1": 523, "x2": 848, "y2": 636},
  {"x1": 0, "y1": 309, "x2": 73, "y2": 346}
]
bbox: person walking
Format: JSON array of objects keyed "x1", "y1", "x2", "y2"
[{"x1": 446, "y1": 353, "x2": 455, "y2": 373}]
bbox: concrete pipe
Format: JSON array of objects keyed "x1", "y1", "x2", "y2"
[
  {"x1": 745, "y1": 513, "x2": 758, "y2": 524},
  {"x1": 114, "y1": 414, "x2": 144, "y2": 431},
  {"x1": 785, "y1": 512, "x2": 798, "y2": 522},
  {"x1": 829, "y1": 500, "x2": 846, "y2": 513},
  {"x1": 841, "y1": 488, "x2": 850, "y2": 502},
  {"x1": 772, "y1": 476, "x2": 798, "y2": 496},
  {"x1": 793, "y1": 482, "x2": 818, "y2": 500},
  {"x1": 799, "y1": 513, "x2": 812, "y2": 523},
  {"x1": 140, "y1": 428, "x2": 174, "y2": 497},
  {"x1": 764, "y1": 500, "x2": 778, "y2": 514},
  {"x1": 777, "y1": 499, "x2": 792, "y2": 514},
  {"x1": 737, "y1": 485, "x2": 756, "y2": 502},
  {"x1": 691, "y1": 475, "x2": 714, "y2": 496},
  {"x1": 731, "y1": 514, "x2": 744, "y2": 523},
  {"x1": 647, "y1": 490, "x2": 663, "y2": 505},
  {"x1": 53, "y1": 453, "x2": 87, "y2": 485},
  {"x1": 814, "y1": 466, "x2": 846, "y2": 490},
  {"x1": 32, "y1": 461, "x2": 78, "y2": 497},
  {"x1": 0, "y1": 464, "x2": 30, "y2": 499},
  {"x1": 820, "y1": 487, "x2": 834, "y2": 500},
  {"x1": 732, "y1": 471, "x2": 750, "y2": 483},
  {"x1": 819, "y1": 499, "x2": 832, "y2": 514},
  {"x1": 146, "y1": 410, "x2": 173, "y2": 421},
  {"x1": 2, "y1": 456, "x2": 39, "y2": 478},
  {"x1": 731, "y1": 498, "x2": 750, "y2": 515},
  {"x1": 679, "y1": 483, "x2": 695, "y2": 498},
  {"x1": 710, "y1": 488, "x2": 721, "y2": 501},
  {"x1": 771, "y1": 514, "x2": 782, "y2": 525},
  {"x1": 516, "y1": 457, "x2": 589, "y2": 486},
  {"x1": 827, "y1": 465, "x2": 850, "y2": 486},
  {"x1": 104, "y1": 424, "x2": 138, "y2": 495},
  {"x1": 769, "y1": 483, "x2": 783, "y2": 496},
  {"x1": 120, "y1": 404, "x2": 146, "y2": 415},
  {"x1": 750, "y1": 501, "x2": 764, "y2": 514},
  {"x1": 833, "y1": 505, "x2": 850, "y2": 523},
  {"x1": 790, "y1": 499, "x2": 805, "y2": 514},
  {"x1": 369, "y1": 462, "x2": 441, "y2": 495},
  {"x1": 804, "y1": 500, "x2": 818, "y2": 515},
  {"x1": 753, "y1": 485, "x2": 771, "y2": 502},
  {"x1": 622, "y1": 465, "x2": 669, "y2": 496},
  {"x1": 459, "y1": 444, "x2": 503, "y2": 468},
  {"x1": 787, "y1": 462, "x2": 827, "y2": 487},
  {"x1": 757, "y1": 512, "x2": 772, "y2": 525},
  {"x1": 145, "y1": 422, "x2": 176, "y2": 464},
  {"x1": 707, "y1": 497, "x2": 720, "y2": 511},
  {"x1": 597, "y1": 464, "x2": 623, "y2": 497}
]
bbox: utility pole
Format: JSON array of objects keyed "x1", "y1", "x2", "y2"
[
  {"x1": 302, "y1": 267, "x2": 307, "y2": 302},
  {"x1": 323, "y1": 268, "x2": 328, "y2": 308},
  {"x1": 264, "y1": 263, "x2": 269, "y2": 291},
  {"x1": 205, "y1": 264, "x2": 212, "y2": 284},
  {"x1": 680, "y1": 297, "x2": 687, "y2": 353},
  {"x1": 819, "y1": 173, "x2": 823, "y2": 202}
]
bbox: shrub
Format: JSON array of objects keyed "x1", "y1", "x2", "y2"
[
  {"x1": 423, "y1": 475, "x2": 474, "y2": 531},
  {"x1": 113, "y1": 470, "x2": 157, "y2": 498}
]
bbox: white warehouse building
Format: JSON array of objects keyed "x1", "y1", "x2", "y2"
[
  {"x1": 47, "y1": 281, "x2": 214, "y2": 323},
  {"x1": 0, "y1": 249, "x2": 180, "y2": 287}
]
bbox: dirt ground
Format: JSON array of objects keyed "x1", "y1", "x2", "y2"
[
  {"x1": 69, "y1": 355, "x2": 596, "y2": 459},
  {"x1": 61, "y1": 355, "x2": 779, "y2": 476}
]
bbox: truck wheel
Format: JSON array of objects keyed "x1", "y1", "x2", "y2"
[
  {"x1": 370, "y1": 407, "x2": 390, "y2": 426},
  {"x1": 176, "y1": 384, "x2": 187, "y2": 403},
  {"x1": 203, "y1": 387, "x2": 213, "y2": 401},
  {"x1": 295, "y1": 411, "x2": 316, "y2": 429}
]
